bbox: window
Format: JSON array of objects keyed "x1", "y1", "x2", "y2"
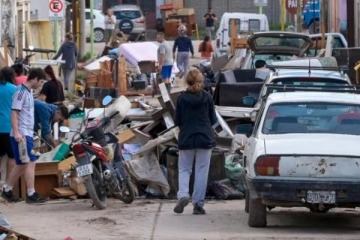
[
  {"x1": 262, "y1": 102, "x2": 360, "y2": 135},
  {"x1": 113, "y1": 10, "x2": 141, "y2": 20},
  {"x1": 85, "y1": 12, "x2": 96, "y2": 20},
  {"x1": 248, "y1": 19, "x2": 260, "y2": 32}
]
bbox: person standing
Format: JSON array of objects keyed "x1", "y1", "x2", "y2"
[
  {"x1": 173, "y1": 25, "x2": 194, "y2": 79},
  {"x1": 1, "y1": 68, "x2": 47, "y2": 204},
  {"x1": 52, "y1": 33, "x2": 78, "y2": 92},
  {"x1": 203, "y1": 8, "x2": 217, "y2": 40},
  {"x1": 0, "y1": 67, "x2": 17, "y2": 181},
  {"x1": 11, "y1": 64, "x2": 27, "y2": 86},
  {"x1": 174, "y1": 69, "x2": 217, "y2": 215},
  {"x1": 198, "y1": 35, "x2": 214, "y2": 60},
  {"x1": 104, "y1": 8, "x2": 116, "y2": 44},
  {"x1": 156, "y1": 32, "x2": 173, "y2": 92},
  {"x1": 38, "y1": 65, "x2": 65, "y2": 105}
]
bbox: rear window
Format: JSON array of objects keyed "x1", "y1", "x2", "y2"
[
  {"x1": 228, "y1": 19, "x2": 260, "y2": 37},
  {"x1": 113, "y1": 10, "x2": 141, "y2": 20},
  {"x1": 254, "y1": 37, "x2": 308, "y2": 49},
  {"x1": 262, "y1": 102, "x2": 360, "y2": 135}
]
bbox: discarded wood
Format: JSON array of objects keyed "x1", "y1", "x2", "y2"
[
  {"x1": 215, "y1": 110, "x2": 234, "y2": 138},
  {"x1": 142, "y1": 120, "x2": 162, "y2": 133},
  {"x1": 130, "y1": 120, "x2": 155, "y2": 129},
  {"x1": 52, "y1": 187, "x2": 76, "y2": 197},
  {"x1": 117, "y1": 128, "x2": 136, "y2": 143},
  {"x1": 127, "y1": 108, "x2": 165, "y2": 121}
]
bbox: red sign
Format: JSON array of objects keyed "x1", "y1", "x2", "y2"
[
  {"x1": 286, "y1": 0, "x2": 307, "y2": 15},
  {"x1": 49, "y1": 0, "x2": 63, "y2": 13}
]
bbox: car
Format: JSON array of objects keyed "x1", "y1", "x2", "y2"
[
  {"x1": 111, "y1": 4, "x2": 146, "y2": 39},
  {"x1": 308, "y1": 32, "x2": 348, "y2": 57},
  {"x1": 85, "y1": 9, "x2": 105, "y2": 42},
  {"x1": 241, "y1": 32, "x2": 313, "y2": 69},
  {"x1": 240, "y1": 90, "x2": 360, "y2": 227},
  {"x1": 251, "y1": 64, "x2": 352, "y2": 110}
]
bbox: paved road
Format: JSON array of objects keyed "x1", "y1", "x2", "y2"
[{"x1": 2, "y1": 198, "x2": 360, "y2": 239}]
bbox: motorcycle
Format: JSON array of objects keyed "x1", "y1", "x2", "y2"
[
  {"x1": 193, "y1": 59, "x2": 218, "y2": 95},
  {"x1": 60, "y1": 96, "x2": 135, "y2": 210}
]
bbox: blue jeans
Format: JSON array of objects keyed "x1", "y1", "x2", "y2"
[{"x1": 177, "y1": 148, "x2": 212, "y2": 207}]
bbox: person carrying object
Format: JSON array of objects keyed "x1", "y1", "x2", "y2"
[
  {"x1": 173, "y1": 25, "x2": 194, "y2": 79},
  {"x1": 174, "y1": 69, "x2": 217, "y2": 215},
  {"x1": 2, "y1": 68, "x2": 48, "y2": 204},
  {"x1": 52, "y1": 33, "x2": 78, "y2": 92},
  {"x1": 34, "y1": 99, "x2": 69, "y2": 149},
  {"x1": 156, "y1": 32, "x2": 173, "y2": 92}
]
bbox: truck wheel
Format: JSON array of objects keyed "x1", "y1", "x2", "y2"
[
  {"x1": 309, "y1": 20, "x2": 320, "y2": 34},
  {"x1": 245, "y1": 190, "x2": 249, "y2": 213},
  {"x1": 248, "y1": 198, "x2": 267, "y2": 227}
]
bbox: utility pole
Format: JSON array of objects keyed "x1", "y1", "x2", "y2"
[
  {"x1": 320, "y1": 0, "x2": 326, "y2": 48},
  {"x1": 90, "y1": 0, "x2": 94, "y2": 57},
  {"x1": 280, "y1": 0, "x2": 285, "y2": 31},
  {"x1": 296, "y1": 0, "x2": 302, "y2": 32},
  {"x1": 79, "y1": 0, "x2": 86, "y2": 57},
  {"x1": 1, "y1": 0, "x2": 15, "y2": 59}
]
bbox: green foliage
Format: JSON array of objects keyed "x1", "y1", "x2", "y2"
[
  {"x1": 80, "y1": 51, "x2": 93, "y2": 62},
  {"x1": 270, "y1": 23, "x2": 288, "y2": 31}
]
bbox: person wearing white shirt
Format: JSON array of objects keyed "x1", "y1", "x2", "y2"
[{"x1": 105, "y1": 9, "x2": 116, "y2": 44}]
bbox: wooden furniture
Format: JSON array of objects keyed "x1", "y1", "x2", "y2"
[{"x1": 20, "y1": 157, "x2": 76, "y2": 199}]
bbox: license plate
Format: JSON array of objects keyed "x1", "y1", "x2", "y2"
[
  {"x1": 76, "y1": 163, "x2": 93, "y2": 177},
  {"x1": 307, "y1": 191, "x2": 336, "y2": 204}
]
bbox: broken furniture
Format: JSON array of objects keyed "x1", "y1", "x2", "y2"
[{"x1": 164, "y1": 8, "x2": 198, "y2": 39}]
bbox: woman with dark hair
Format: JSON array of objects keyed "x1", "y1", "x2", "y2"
[
  {"x1": 173, "y1": 69, "x2": 217, "y2": 215},
  {"x1": 0, "y1": 67, "x2": 17, "y2": 181},
  {"x1": 198, "y1": 35, "x2": 214, "y2": 60},
  {"x1": 11, "y1": 64, "x2": 27, "y2": 86},
  {"x1": 38, "y1": 65, "x2": 65, "y2": 105}
]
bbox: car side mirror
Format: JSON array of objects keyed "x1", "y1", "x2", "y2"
[
  {"x1": 243, "y1": 96, "x2": 256, "y2": 107},
  {"x1": 236, "y1": 124, "x2": 253, "y2": 137}
]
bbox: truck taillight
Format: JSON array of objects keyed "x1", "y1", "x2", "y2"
[
  {"x1": 255, "y1": 156, "x2": 280, "y2": 176},
  {"x1": 216, "y1": 39, "x2": 220, "y2": 47}
]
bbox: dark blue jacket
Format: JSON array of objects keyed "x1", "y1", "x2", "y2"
[
  {"x1": 175, "y1": 90, "x2": 217, "y2": 150},
  {"x1": 173, "y1": 36, "x2": 194, "y2": 55},
  {"x1": 34, "y1": 99, "x2": 57, "y2": 138}
]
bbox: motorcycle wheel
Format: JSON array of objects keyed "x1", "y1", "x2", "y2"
[
  {"x1": 84, "y1": 164, "x2": 107, "y2": 210},
  {"x1": 113, "y1": 179, "x2": 135, "y2": 204}
]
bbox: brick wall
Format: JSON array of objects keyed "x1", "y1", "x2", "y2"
[{"x1": 184, "y1": 0, "x2": 281, "y2": 29}]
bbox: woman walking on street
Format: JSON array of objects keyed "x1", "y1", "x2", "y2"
[
  {"x1": 173, "y1": 69, "x2": 217, "y2": 215},
  {"x1": 198, "y1": 36, "x2": 214, "y2": 60}
]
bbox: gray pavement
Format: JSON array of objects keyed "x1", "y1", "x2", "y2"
[{"x1": 3, "y1": 198, "x2": 360, "y2": 239}]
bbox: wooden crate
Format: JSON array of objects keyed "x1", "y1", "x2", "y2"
[
  {"x1": 97, "y1": 69, "x2": 113, "y2": 88},
  {"x1": 19, "y1": 157, "x2": 76, "y2": 199}
]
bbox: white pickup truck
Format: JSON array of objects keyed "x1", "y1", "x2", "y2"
[{"x1": 240, "y1": 90, "x2": 360, "y2": 227}]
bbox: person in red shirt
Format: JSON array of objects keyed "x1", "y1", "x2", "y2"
[
  {"x1": 198, "y1": 36, "x2": 214, "y2": 60},
  {"x1": 11, "y1": 64, "x2": 27, "y2": 86}
]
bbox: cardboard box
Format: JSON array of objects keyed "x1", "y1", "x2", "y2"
[{"x1": 117, "y1": 129, "x2": 136, "y2": 143}]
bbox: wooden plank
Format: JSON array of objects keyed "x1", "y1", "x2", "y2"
[
  {"x1": 52, "y1": 187, "x2": 76, "y2": 197},
  {"x1": 26, "y1": 20, "x2": 54, "y2": 59},
  {"x1": 118, "y1": 56, "x2": 127, "y2": 94},
  {"x1": 117, "y1": 129, "x2": 136, "y2": 143}
]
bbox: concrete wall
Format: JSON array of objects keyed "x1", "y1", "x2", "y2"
[{"x1": 184, "y1": 0, "x2": 281, "y2": 29}]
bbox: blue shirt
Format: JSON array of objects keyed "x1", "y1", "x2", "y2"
[
  {"x1": 34, "y1": 99, "x2": 57, "y2": 137},
  {"x1": 0, "y1": 82, "x2": 16, "y2": 133}
]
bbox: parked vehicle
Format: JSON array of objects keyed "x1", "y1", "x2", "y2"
[
  {"x1": 112, "y1": 4, "x2": 146, "y2": 40},
  {"x1": 241, "y1": 31, "x2": 313, "y2": 69},
  {"x1": 60, "y1": 96, "x2": 135, "y2": 210},
  {"x1": 215, "y1": 12, "x2": 269, "y2": 57},
  {"x1": 303, "y1": 0, "x2": 320, "y2": 34},
  {"x1": 240, "y1": 88, "x2": 360, "y2": 227},
  {"x1": 308, "y1": 32, "x2": 348, "y2": 57},
  {"x1": 85, "y1": 9, "x2": 106, "y2": 42},
  {"x1": 70, "y1": 9, "x2": 105, "y2": 42}
]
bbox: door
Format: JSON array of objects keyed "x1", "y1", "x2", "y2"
[{"x1": 140, "y1": 0, "x2": 156, "y2": 29}]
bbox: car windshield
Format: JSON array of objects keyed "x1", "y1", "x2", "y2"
[
  {"x1": 254, "y1": 36, "x2": 308, "y2": 49},
  {"x1": 113, "y1": 10, "x2": 141, "y2": 20},
  {"x1": 262, "y1": 102, "x2": 360, "y2": 135}
]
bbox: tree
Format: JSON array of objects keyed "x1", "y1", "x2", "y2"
[{"x1": 1, "y1": 0, "x2": 15, "y2": 58}]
